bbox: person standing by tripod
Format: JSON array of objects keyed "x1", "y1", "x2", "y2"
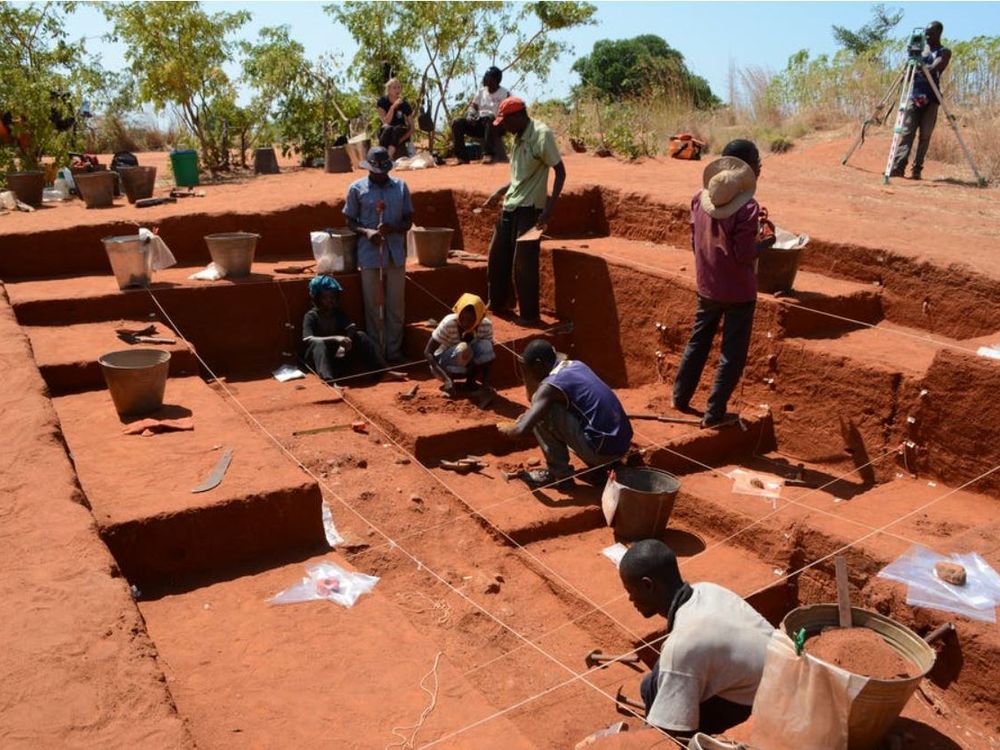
[{"x1": 890, "y1": 21, "x2": 951, "y2": 180}]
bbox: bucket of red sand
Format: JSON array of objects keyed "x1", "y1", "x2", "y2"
[
  {"x1": 411, "y1": 227, "x2": 453, "y2": 267},
  {"x1": 99, "y1": 349, "x2": 171, "y2": 417},
  {"x1": 602, "y1": 466, "x2": 680, "y2": 541},
  {"x1": 783, "y1": 604, "x2": 935, "y2": 749},
  {"x1": 74, "y1": 171, "x2": 116, "y2": 208},
  {"x1": 204, "y1": 232, "x2": 260, "y2": 277}
]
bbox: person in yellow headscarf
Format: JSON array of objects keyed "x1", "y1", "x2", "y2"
[{"x1": 425, "y1": 292, "x2": 495, "y2": 404}]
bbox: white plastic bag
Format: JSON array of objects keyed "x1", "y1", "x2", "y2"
[
  {"x1": 729, "y1": 468, "x2": 783, "y2": 502},
  {"x1": 269, "y1": 560, "x2": 378, "y2": 608},
  {"x1": 311, "y1": 230, "x2": 355, "y2": 273},
  {"x1": 751, "y1": 630, "x2": 867, "y2": 750},
  {"x1": 188, "y1": 262, "x2": 225, "y2": 281},
  {"x1": 138, "y1": 227, "x2": 177, "y2": 272}
]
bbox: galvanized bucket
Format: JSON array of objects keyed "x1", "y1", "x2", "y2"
[
  {"x1": 411, "y1": 227, "x2": 453, "y2": 268},
  {"x1": 102, "y1": 234, "x2": 153, "y2": 289},
  {"x1": 75, "y1": 171, "x2": 116, "y2": 208},
  {"x1": 782, "y1": 604, "x2": 936, "y2": 750},
  {"x1": 317, "y1": 228, "x2": 357, "y2": 272},
  {"x1": 99, "y1": 349, "x2": 171, "y2": 417},
  {"x1": 345, "y1": 135, "x2": 371, "y2": 170},
  {"x1": 602, "y1": 466, "x2": 681, "y2": 540},
  {"x1": 118, "y1": 166, "x2": 157, "y2": 204},
  {"x1": 325, "y1": 146, "x2": 353, "y2": 173},
  {"x1": 204, "y1": 232, "x2": 260, "y2": 277}
]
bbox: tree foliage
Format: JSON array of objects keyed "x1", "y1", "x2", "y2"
[
  {"x1": 571, "y1": 35, "x2": 718, "y2": 108},
  {"x1": 0, "y1": 2, "x2": 105, "y2": 172},
  {"x1": 103, "y1": 1, "x2": 250, "y2": 169},
  {"x1": 831, "y1": 4, "x2": 904, "y2": 56}
]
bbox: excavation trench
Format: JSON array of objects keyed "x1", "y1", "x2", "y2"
[{"x1": 8, "y1": 186, "x2": 1000, "y2": 748}]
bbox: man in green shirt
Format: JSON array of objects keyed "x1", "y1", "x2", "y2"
[{"x1": 484, "y1": 97, "x2": 566, "y2": 325}]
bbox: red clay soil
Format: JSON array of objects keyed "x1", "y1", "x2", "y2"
[{"x1": 805, "y1": 627, "x2": 919, "y2": 680}]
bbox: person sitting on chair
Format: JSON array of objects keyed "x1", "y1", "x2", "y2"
[
  {"x1": 302, "y1": 275, "x2": 385, "y2": 383},
  {"x1": 376, "y1": 78, "x2": 414, "y2": 159},
  {"x1": 452, "y1": 66, "x2": 509, "y2": 164},
  {"x1": 499, "y1": 339, "x2": 632, "y2": 488}
]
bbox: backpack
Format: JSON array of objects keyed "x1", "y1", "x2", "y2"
[
  {"x1": 111, "y1": 151, "x2": 139, "y2": 170},
  {"x1": 668, "y1": 133, "x2": 705, "y2": 161}
]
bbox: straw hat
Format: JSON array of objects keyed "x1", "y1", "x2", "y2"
[{"x1": 699, "y1": 156, "x2": 757, "y2": 219}]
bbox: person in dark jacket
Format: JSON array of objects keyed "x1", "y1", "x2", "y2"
[{"x1": 302, "y1": 275, "x2": 384, "y2": 383}]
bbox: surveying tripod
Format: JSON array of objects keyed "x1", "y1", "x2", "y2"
[{"x1": 841, "y1": 41, "x2": 986, "y2": 186}]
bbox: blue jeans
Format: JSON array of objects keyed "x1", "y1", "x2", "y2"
[{"x1": 673, "y1": 296, "x2": 756, "y2": 422}]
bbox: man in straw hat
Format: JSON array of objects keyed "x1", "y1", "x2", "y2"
[
  {"x1": 498, "y1": 339, "x2": 632, "y2": 488},
  {"x1": 344, "y1": 145, "x2": 413, "y2": 364},
  {"x1": 672, "y1": 139, "x2": 765, "y2": 428}
]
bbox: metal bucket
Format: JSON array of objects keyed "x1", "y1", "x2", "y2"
[
  {"x1": 99, "y1": 349, "x2": 171, "y2": 417},
  {"x1": 75, "y1": 171, "x2": 116, "y2": 208},
  {"x1": 4, "y1": 171, "x2": 45, "y2": 207},
  {"x1": 602, "y1": 466, "x2": 680, "y2": 541},
  {"x1": 102, "y1": 234, "x2": 153, "y2": 289},
  {"x1": 411, "y1": 227, "x2": 453, "y2": 268},
  {"x1": 316, "y1": 228, "x2": 357, "y2": 272},
  {"x1": 204, "y1": 232, "x2": 260, "y2": 277},
  {"x1": 325, "y1": 145, "x2": 353, "y2": 173},
  {"x1": 254, "y1": 147, "x2": 279, "y2": 175},
  {"x1": 345, "y1": 135, "x2": 371, "y2": 170},
  {"x1": 118, "y1": 166, "x2": 157, "y2": 203},
  {"x1": 782, "y1": 605, "x2": 935, "y2": 750},
  {"x1": 758, "y1": 246, "x2": 804, "y2": 294}
]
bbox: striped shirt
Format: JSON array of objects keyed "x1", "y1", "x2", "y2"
[{"x1": 431, "y1": 313, "x2": 493, "y2": 353}]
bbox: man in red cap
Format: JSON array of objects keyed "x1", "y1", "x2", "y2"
[{"x1": 483, "y1": 97, "x2": 565, "y2": 326}]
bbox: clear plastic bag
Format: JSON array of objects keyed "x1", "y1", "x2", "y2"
[
  {"x1": 878, "y1": 545, "x2": 1000, "y2": 623},
  {"x1": 269, "y1": 561, "x2": 378, "y2": 608},
  {"x1": 728, "y1": 468, "x2": 784, "y2": 502}
]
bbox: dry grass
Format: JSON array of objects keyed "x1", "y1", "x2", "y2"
[{"x1": 926, "y1": 107, "x2": 1000, "y2": 183}]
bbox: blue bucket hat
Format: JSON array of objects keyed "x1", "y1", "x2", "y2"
[
  {"x1": 359, "y1": 146, "x2": 394, "y2": 174},
  {"x1": 309, "y1": 274, "x2": 343, "y2": 299}
]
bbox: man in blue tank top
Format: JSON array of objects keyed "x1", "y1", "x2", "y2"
[
  {"x1": 891, "y1": 21, "x2": 951, "y2": 180},
  {"x1": 498, "y1": 339, "x2": 633, "y2": 488}
]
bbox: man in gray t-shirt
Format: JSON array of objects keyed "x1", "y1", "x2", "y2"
[{"x1": 619, "y1": 539, "x2": 774, "y2": 740}]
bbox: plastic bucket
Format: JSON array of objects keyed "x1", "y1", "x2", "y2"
[
  {"x1": 603, "y1": 466, "x2": 680, "y2": 540},
  {"x1": 204, "y1": 232, "x2": 260, "y2": 277},
  {"x1": 75, "y1": 171, "x2": 116, "y2": 208},
  {"x1": 254, "y1": 147, "x2": 279, "y2": 175},
  {"x1": 411, "y1": 227, "x2": 454, "y2": 267},
  {"x1": 313, "y1": 229, "x2": 357, "y2": 272},
  {"x1": 782, "y1": 605, "x2": 935, "y2": 750},
  {"x1": 170, "y1": 149, "x2": 200, "y2": 187},
  {"x1": 325, "y1": 145, "x2": 352, "y2": 173},
  {"x1": 118, "y1": 166, "x2": 157, "y2": 203},
  {"x1": 99, "y1": 349, "x2": 171, "y2": 417},
  {"x1": 345, "y1": 135, "x2": 371, "y2": 170},
  {"x1": 102, "y1": 234, "x2": 153, "y2": 289},
  {"x1": 4, "y1": 171, "x2": 45, "y2": 207},
  {"x1": 757, "y1": 246, "x2": 803, "y2": 294}
]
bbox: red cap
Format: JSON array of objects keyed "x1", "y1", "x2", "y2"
[{"x1": 493, "y1": 97, "x2": 526, "y2": 126}]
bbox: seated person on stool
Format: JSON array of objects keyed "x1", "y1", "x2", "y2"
[
  {"x1": 499, "y1": 339, "x2": 632, "y2": 488},
  {"x1": 302, "y1": 275, "x2": 385, "y2": 383},
  {"x1": 619, "y1": 539, "x2": 775, "y2": 742},
  {"x1": 376, "y1": 78, "x2": 414, "y2": 159},
  {"x1": 425, "y1": 292, "x2": 496, "y2": 406},
  {"x1": 452, "y1": 66, "x2": 509, "y2": 164}
]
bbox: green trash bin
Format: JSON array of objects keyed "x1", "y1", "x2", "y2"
[{"x1": 170, "y1": 149, "x2": 200, "y2": 187}]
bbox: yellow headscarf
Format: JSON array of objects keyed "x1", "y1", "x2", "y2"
[{"x1": 452, "y1": 292, "x2": 486, "y2": 330}]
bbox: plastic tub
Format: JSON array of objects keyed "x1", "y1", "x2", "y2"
[
  {"x1": 74, "y1": 171, "x2": 116, "y2": 208},
  {"x1": 782, "y1": 604, "x2": 935, "y2": 750},
  {"x1": 4, "y1": 171, "x2": 45, "y2": 207},
  {"x1": 325, "y1": 145, "x2": 352, "y2": 173},
  {"x1": 411, "y1": 227, "x2": 454, "y2": 267},
  {"x1": 102, "y1": 234, "x2": 153, "y2": 289},
  {"x1": 603, "y1": 466, "x2": 680, "y2": 540},
  {"x1": 99, "y1": 349, "x2": 171, "y2": 417},
  {"x1": 118, "y1": 166, "x2": 157, "y2": 203},
  {"x1": 204, "y1": 232, "x2": 260, "y2": 277},
  {"x1": 345, "y1": 135, "x2": 371, "y2": 170},
  {"x1": 170, "y1": 149, "x2": 200, "y2": 187},
  {"x1": 254, "y1": 147, "x2": 279, "y2": 175}
]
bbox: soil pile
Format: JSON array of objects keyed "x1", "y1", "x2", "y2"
[{"x1": 805, "y1": 627, "x2": 919, "y2": 679}]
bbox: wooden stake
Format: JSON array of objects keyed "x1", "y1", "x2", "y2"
[{"x1": 835, "y1": 555, "x2": 852, "y2": 628}]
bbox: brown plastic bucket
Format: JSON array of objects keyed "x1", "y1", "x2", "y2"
[
  {"x1": 254, "y1": 147, "x2": 279, "y2": 174},
  {"x1": 604, "y1": 466, "x2": 680, "y2": 540},
  {"x1": 204, "y1": 232, "x2": 260, "y2": 277},
  {"x1": 782, "y1": 604, "x2": 935, "y2": 750},
  {"x1": 325, "y1": 146, "x2": 352, "y2": 173},
  {"x1": 758, "y1": 245, "x2": 803, "y2": 294},
  {"x1": 75, "y1": 171, "x2": 116, "y2": 208},
  {"x1": 411, "y1": 227, "x2": 453, "y2": 267},
  {"x1": 345, "y1": 135, "x2": 371, "y2": 169},
  {"x1": 4, "y1": 171, "x2": 45, "y2": 207},
  {"x1": 99, "y1": 349, "x2": 171, "y2": 417},
  {"x1": 118, "y1": 166, "x2": 157, "y2": 203}
]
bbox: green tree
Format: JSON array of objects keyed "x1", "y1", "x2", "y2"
[
  {"x1": 571, "y1": 35, "x2": 718, "y2": 108},
  {"x1": 104, "y1": 1, "x2": 251, "y2": 169},
  {"x1": 0, "y1": 2, "x2": 105, "y2": 173},
  {"x1": 832, "y1": 4, "x2": 904, "y2": 56}
]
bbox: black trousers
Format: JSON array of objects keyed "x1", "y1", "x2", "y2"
[
  {"x1": 378, "y1": 124, "x2": 410, "y2": 153},
  {"x1": 304, "y1": 330, "x2": 384, "y2": 382},
  {"x1": 487, "y1": 206, "x2": 542, "y2": 320},
  {"x1": 452, "y1": 116, "x2": 500, "y2": 160}
]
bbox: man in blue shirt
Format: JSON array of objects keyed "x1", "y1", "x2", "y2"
[
  {"x1": 344, "y1": 146, "x2": 414, "y2": 363},
  {"x1": 891, "y1": 21, "x2": 952, "y2": 180}
]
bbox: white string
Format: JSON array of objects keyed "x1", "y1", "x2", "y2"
[{"x1": 387, "y1": 651, "x2": 443, "y2": 750}]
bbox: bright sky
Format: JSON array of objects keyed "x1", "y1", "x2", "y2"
[{"x1": 72, "y1": 1, "x2": 999, "y2": 108}]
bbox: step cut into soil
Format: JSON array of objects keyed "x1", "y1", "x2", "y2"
[{"x1": 804, "y1": 627, "x2": 919, "y2": 680}]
